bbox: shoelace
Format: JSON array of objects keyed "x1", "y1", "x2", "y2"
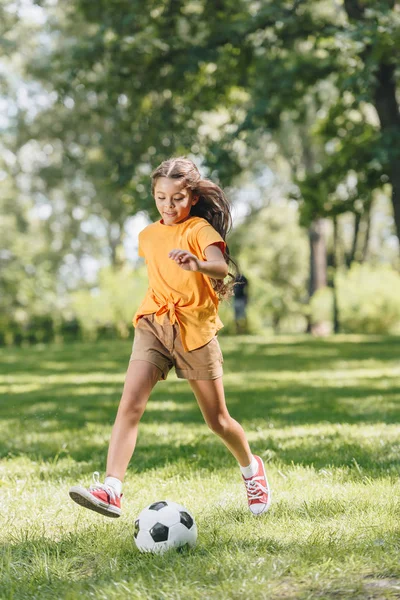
[
  {"x1": 244, "y1": 475, "x2": 269, "y2": 501},
  {"x1": 89, "y1": 471, "x2": 117, "y2": 501}
]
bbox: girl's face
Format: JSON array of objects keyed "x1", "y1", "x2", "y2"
[{"x1": 154, "y1": 177, "x2": 198, "y2": 226}]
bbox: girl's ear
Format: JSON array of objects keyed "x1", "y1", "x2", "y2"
[{"x1": 192, "y1": 194, "x2": 199, "y2": 205}]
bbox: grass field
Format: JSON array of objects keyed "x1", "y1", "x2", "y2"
[{"x1": 1, "y1": 334, "x2": 400, "y2": 599}]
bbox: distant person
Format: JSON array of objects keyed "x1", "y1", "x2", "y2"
[
  {"x1": 69, "y1": 157, "x2": 270, "y2": 518},
  {"x1": 233, "y1": 273, "x2": 249, "y2": 334}
]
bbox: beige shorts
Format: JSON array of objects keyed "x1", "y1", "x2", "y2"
[{"x1": 130, "y1": 313, "x2": 223, "y2": 381}]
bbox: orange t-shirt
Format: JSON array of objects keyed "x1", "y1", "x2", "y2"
[{"x1": 132, "y1": 216, "x2": 226, "y2": 351}]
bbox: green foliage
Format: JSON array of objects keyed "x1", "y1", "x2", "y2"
[
  {"x1": 296, "y1": 97, "x2": 388, "y2": 226},
  {"x1": 24, "y1": 0, "x2": 399, "y2": 208},
  {"x1": 3, "y1": 0, "x2": 400, "y2": 348},
  {"x1": 70, "y1": 264, "x2": 149, "y2": 340},
  {"x1": 0, "y1": 167, "x2": 67, "y2": 345},
  {"x1": 216, "y1": 298, "x2": 236, "y2": 335},
  {"x1": 337, "y1": 263, "x2": 400, "y2": 334},
  {"x1": 310, "y1": 264, "x2": 400, "y2": 334},
  {"x1": 229, "y1": 202, "x2": 309, "y2": 332}
]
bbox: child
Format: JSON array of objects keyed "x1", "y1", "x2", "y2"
[{"x1": 69, "y1": 157, "x2": 271, "y2": 517}]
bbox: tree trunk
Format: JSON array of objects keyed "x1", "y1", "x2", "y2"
[
  {"x1": 308, "y1": 218, "x2": 329, "y2": 335},
  {"x1": 108, "y1": 222, "x2": 124, "y2": 267},
  {"x1": 389, "y1": 168, "x2": 400, "y2": 243},
  {"x1": 308, "y1": 218, "x2": 327, "y2": 296},
  {"x1": 347, "y1": 211, "x2": 362, "y2": 266},
  {"x1": 373, "y1": 61, "x2": 400, "y2": 244},
  {"x1": 361, "y1": 202, "x2": 372, "y2": 263},
  {"x1": 332, "y1": 216, "x2": 340, "y2": 334}
]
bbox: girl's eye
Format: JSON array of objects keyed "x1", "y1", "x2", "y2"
[{"x1": 157, "y1": 197, "x2": 183, "y2": 201}]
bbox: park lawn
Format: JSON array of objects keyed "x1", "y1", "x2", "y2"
[{"x1": 1, "y1": 334, "x2": 400, "y2": 600}]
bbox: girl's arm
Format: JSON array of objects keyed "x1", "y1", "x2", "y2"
[{"x1": 168, "y1": 244, "x2": 228, "y2": 280}]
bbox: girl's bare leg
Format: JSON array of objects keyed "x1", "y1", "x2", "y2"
[
  {"x1": 188, "y1": 377, "x2": 253, "y2": 467},
  {"x1": 106, "y1": 360, "x2": 161, "y2": 481}
]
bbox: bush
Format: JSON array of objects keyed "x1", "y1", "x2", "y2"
[
  {"x1": 229, "y1": 203, "x2": 309, "y2": 334},
  {"x1": 337, "y1": 263, "x2": 400, "y2": 334},
  {"x1": 0, "y1": 314, "x2": 56, "y2": 346},
  {"x1": 70, "y1": 264, "x2": 149, "y2": 341},
  {"x1": 310, "y1": 264, "x2": 400, "y2": 334}
]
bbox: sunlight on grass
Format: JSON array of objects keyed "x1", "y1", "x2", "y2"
[{"x1": 1, "y1": 334, "x2": 400, "y2": 599}]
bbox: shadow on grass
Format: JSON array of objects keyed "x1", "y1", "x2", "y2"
[
  {"x1": 0, "y1": 339, "x2": 133, "y2": 376},
  {"x1": 1, "y1": 335, "x2": 399, "y2": 376},
  {"x1": 1, "y1": 335, "x2": 400, "y2": 476},
  {"x1": 224, "y1": 334, "x2": 400, "y2": 374}
]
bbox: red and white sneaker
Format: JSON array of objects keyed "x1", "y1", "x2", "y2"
[
  {"x1": 69, "y1": 472, "x2": 122, "y2": 518},
  {"x1": 242, "y1": 455, "x2": 271, "y2": 516}
]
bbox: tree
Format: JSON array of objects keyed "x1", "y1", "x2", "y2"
[{"x1": 8, "y1": 0, "x2": 400, "y2": 339}]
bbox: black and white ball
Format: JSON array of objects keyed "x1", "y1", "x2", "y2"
[{"x1": 134, "y1": 500, "x2": 197, "y2": 554}]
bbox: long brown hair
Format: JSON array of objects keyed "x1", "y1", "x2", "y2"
[{"x1": 151, "y1": 156, "x2": 237, "y2": 299}]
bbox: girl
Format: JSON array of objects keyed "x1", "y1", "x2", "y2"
[{"x1": 69, "y1": 157, "x2": 270, "y2": 517}]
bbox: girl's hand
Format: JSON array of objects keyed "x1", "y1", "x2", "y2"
[{"x1": 168, "y1": 249, "x2": 200, "y2": 271}]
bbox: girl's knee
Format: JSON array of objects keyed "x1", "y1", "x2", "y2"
[
  {"x1": 208, "y1": 413, "x2": 232, "y2": 436},
  {"x1": 118, "y1": 393, "x2": 147, "y2": 424}
]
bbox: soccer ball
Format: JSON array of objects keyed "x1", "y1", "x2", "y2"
[{"x1": 134, "y1": 500, "x2": 197, "y2": 554}]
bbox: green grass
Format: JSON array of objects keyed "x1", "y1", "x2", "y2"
[{"x1": 1, "y1": 334, "x2": 400, "y2": 599}]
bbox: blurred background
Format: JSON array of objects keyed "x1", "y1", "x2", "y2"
[{"x1": 1, "y1": 0, "x2": 399, "y2": 346}]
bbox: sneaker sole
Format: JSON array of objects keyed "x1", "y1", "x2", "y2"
[
  {"x1": 249, "y1": 456, "x2": 272, "y2": 517},
  {"x1": 69, "y1": 486, "x2": 121, "y2": 518}
]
